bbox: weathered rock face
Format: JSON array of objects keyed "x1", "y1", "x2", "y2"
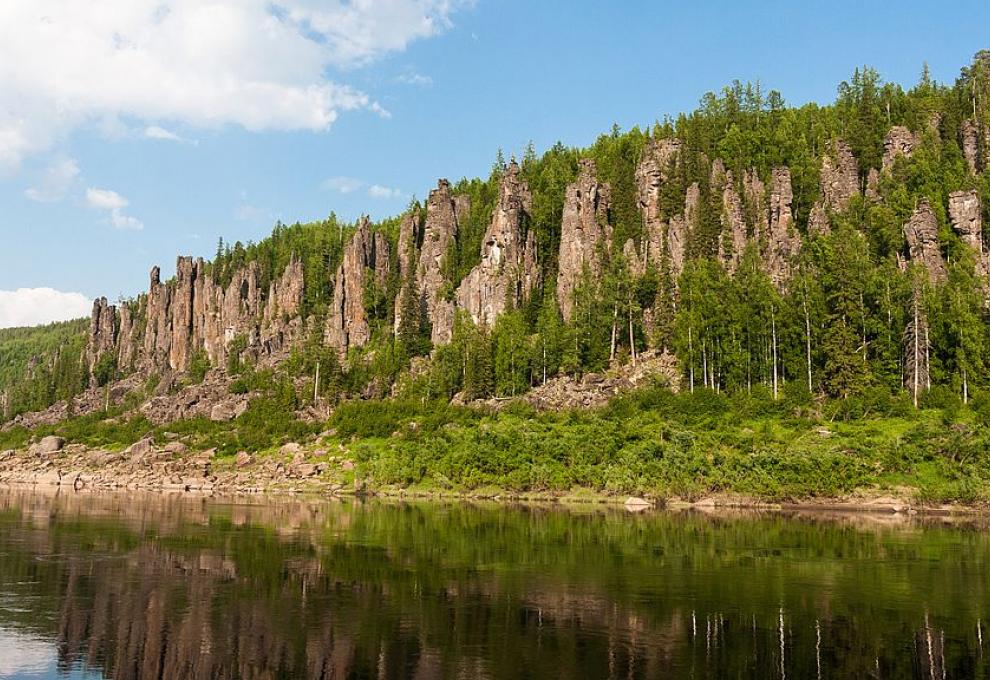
[
  {"x1": 92, "y1": 246, "x2": 303, "y2": 379},
  {"x1": 143, "y1": 266, "x2": 171, "y2": 371},
  {"x1": 635, "y1": 138, "x2": 684, "y2": 270},
  {"x1": 418, "y1": 180, "x2": 467, "y2": 344},
  {"x1": 325, "y1": 217, "x2": 390, "y2": 357},
  {"x1": 882, "y1": 126, "x2": 918, "y2": 171},
  {"x1": 743, "y1": 168, "x2": 768, "y2": 241},
  {"x1": 87, "y1": 297, "x2": 117, "y2": 377},
  {"x1": 903, "y1": 199, "x2": 946, "y2": 283},
  {"x1": 557, "y1": 159, "x2": 612, "y2": 321},
  {"x1": 169, "y1": 257, "x2": 198, "y2": 373},
  {"x1": 949, "y1": 189, "x2": 989, "y2": 291},
  {"x1": 764, "y1": 167, "x2": 801, "y2": 287},
  {"x1": 219, "y1": 261, "x2": 261, "y2": 364},
  {"x1": 261, "y1": 256, "x2": 305, "y2": 356},
  {"x1": 397, "y1": 213, "x2": 422, "y2": 281},
  {"x1": 667, "y1": 183, "x2": 698, "y2": 278},
  {"x1": 713, "y1": 161, "x2": 748, "y2": 275},
  {"x1": 961, "y1": 120, "x2": 981, "y2": 174},
  {"x1": 949, "y1": 190, "x2": 983, "y2": 253},
  {"x1": 456, "y1": 161, "x2": 538, "y2": 327},
  {"x1": 808, "y1": 140, "x2": 860, "y2": 236},
  {"x1": 116, "y1": 303, "x2": 139, "y2": 372}
]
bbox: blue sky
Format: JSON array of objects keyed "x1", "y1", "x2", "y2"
[{"x1": 1, "y1": 0, "x2": 988, "y2": 327}]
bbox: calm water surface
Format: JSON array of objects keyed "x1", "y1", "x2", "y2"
[{"x1": 0, "y1": 489, "x2": 988, "y2": 679}]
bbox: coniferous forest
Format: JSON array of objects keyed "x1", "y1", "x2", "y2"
[{"x1": 3, "y1": 53, "x2": 990, "y2": 502}]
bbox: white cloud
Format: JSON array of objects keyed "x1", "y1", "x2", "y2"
[
  {"x1": 86, "y1": 187, "x2": 144, "y2": 230},
  {"x1": 144, "y1": 125, "x2": 181, "y2": 141},
  {"x1": 85, "y1": 187, "x2": 127, "y2": 210},
  {"x1": 322, "y1": 176, "x2": 364, "y2": 194},
  {"x1": 0, "y1": 1, "x2": 469, "y2": 170},
  {"x1": 368, "y1": 184, "x2": 405, "y2": 200},
  {"x1": 24, "y1": 157, "x2": 80, "y2": 202},
  {"x1": 397, "y1": 71, "x2": 433, "y2": 86},
  {"x1": 0, "y1": 288, "x2": 93, "y2": 328}
]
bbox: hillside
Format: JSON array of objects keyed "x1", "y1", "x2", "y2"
[{"x1": 1, "y1": 54, "x2": 990, "y2": 502}]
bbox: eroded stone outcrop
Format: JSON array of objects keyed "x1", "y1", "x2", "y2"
[
  {"x1": 261, "y1": 256, "x2": 304, "y2": 356},
  {"x1": 455, "y1": 161, "x2": 538, "y2": 327},
  {"x1": 325, "y1": 217, "x2": 390, "y2": 357},
  {"x1": 808, "y1": 140, "x2": 860, "y2": 235},
  {"x1": 764, "y1": 167, "x2": 801, "y2": 287},
  {"x1": 949, "y1": 189, "x2": 989, "y2": 288},
  {"x1": 556, "y1": 159, "x2": 612, "y2": 321},
  {"x1": 86, "y1": 297, "x2": 117, "y2": 379},
  {"x1": 903, "y1": 199, "x2": 946, "y2": 283},
  {"x1": 418, "y1": 180, "x2": 467, "y2": 344},
  {"x1": 882, "y1": 126, "x2": 918, "y2": 171},
  {"x1": 713, "y1": 160, "x2": 748, "y2": 275},
  {"x1": 635, "y1": 138, "x2": 684, "y2": 272},
  {"x1": 961, "y1": 120, "x2": 980, "y2": 174}
]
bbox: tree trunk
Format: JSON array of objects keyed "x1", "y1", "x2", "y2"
[
  {"x1": 610, "y1": 302, "x2": 618, "y2": 362},
  {"x1": 688, "y1": 326, "x2": 695, "y2": 393},
  {"x1": 771, "y1": 304, "x2": 779, "y2": 400}
]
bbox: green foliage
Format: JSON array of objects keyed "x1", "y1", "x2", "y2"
[
  {"x1": 0, "y1": 319, "x2": 89, "y2": 418},
  {"x1": 187, "y1": 350, "x2": 210, "y2": 384}
]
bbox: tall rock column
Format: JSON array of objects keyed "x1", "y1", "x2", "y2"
[
  {"x1": 142, "y1": 266, "x2": 171, "y2": 372},
  {"x1": 949, "y1": 189, "x2": 989, "y2": 291},
  {"x1": 417, "y1": 180, "x2": 467, "y2": 344},
  {"x1": 635, "y1": 138, "x2": 683, "y2": 269},
  {"x1": 556, "y1": 159, "x2": 612, "y2": 321},
  {"x1": 960, "y1": 119, "x2": 983, "y2": 174},
  {"x1": 325, "y1": 217, "x2": 391, "y2": 358},
  {"x1": 713, "y1": 160, "x2": 748, "y2": 275},
  {"x1": 455, "y1": 161, "x2": 538, "y2": 327},
  {"x1": 262, "y1": 256, "x2": 305, "y2": 354},
  {"x1": 882, "y1": 126, "x2": 918, "y2": 171},
  {"x1": 903, "y1": 198, "x2": 947, "y2": 283},
  {"x1": 808, "y1": 140, "x2": 860, "y2": 235},
  {"x1": 169, "y1": 256, "x2": 199, "y2": 372},
  {"x1": 394, "y1": 212, "x2": 423, "y2": 336},
  {"x1": 86, "y1": 297, "x2": 118, "y2": 381},
  {"x1": 764, "y1": 167, "x2": 802, "y2": 288}
]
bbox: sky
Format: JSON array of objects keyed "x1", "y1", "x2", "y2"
[{"x1": 1, "y1": 0, "x2": 988, "y2": 328}]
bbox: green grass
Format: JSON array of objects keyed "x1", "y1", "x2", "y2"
[{"x1": 4, "y1": 385, "x2": 989, "y2": 504}]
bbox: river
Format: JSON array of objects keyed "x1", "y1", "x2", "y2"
[{"x1": 0, "y1": 489, "x2": 987, "y2": 678}]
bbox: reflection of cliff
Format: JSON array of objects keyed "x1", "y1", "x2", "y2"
[{"x1": 0, "y1": 491, "x2": 988, "y2": 679}]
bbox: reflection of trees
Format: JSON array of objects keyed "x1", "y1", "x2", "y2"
[{"x1": 0, "y1": 490, "x2": 988, "y2": 678}]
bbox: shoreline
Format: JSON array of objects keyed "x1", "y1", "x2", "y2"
[{"x1": 2, "y1": 468, "x2": 988, "y2": 519}]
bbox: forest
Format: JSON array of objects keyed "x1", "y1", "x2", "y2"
[{"x1": 3, "y1": 52, "x2": 990, "y2": 426}]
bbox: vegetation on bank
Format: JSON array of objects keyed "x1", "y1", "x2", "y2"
[{"x1": 3, "y1": 380, "x2": 990, "y2": 505}]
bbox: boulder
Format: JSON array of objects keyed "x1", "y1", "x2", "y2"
[
  {"x1": 125, "y1": 437, "x2": 155, "y2": 457},
  {"x1": 30, "y1": 435, "x2": 65, "y2": 455},
  {"x1": 280, "y1": 442, "x2": 303, "y2": 457}
]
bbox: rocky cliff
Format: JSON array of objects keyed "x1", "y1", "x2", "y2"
[
  {"x1": 455, "y1": 161, "x2": 539, "y2": 327},
  {"x1": 325, "y1": 217, "x2": 390, "y2": 358},
  {"x1": 808, "y1": 139, "x2": 860, "y2": 235},
  {"x1": 556, "y1": 159, "x2": 612, "y2": 321},
  {"x1": 903, "y1": 198, "x2": 947, "y2": 283},
  {"x1": 417, "y1": 179, "x2": 468, "y2": 344}
]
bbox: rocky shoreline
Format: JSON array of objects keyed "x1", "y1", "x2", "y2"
[
  {"x1": 2, "y1": 434, "x2": 987, "y2": 517},
  {"x1": 0, "y1": 435, "x2": 355, "y2": 496}
]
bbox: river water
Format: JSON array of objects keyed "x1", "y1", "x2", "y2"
[{"x1": 0, "y1": 489, "x2": 987, "y2": 679}]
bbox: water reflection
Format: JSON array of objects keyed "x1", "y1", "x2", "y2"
[{"x1": 0, "y1": 489, "x2": 988, "y2": 678}]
